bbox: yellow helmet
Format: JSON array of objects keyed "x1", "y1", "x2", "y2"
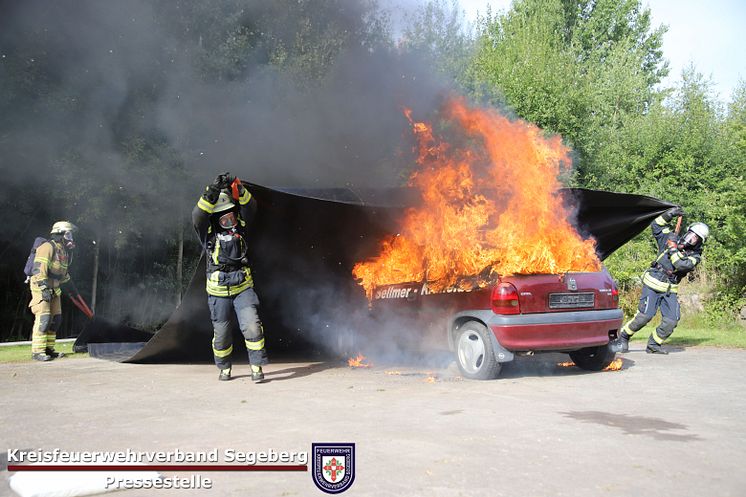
[{"x1": 50, "y1": 221, "x2": 77, "y2": 235}]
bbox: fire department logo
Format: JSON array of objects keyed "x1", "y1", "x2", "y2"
[{"x1": 311, "y1": 443, "x2": 355, "y2": 494}]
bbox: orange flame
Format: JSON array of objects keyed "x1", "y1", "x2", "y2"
[
  {"x1": 347, "y1": 354, "x2": 371, "y2": 368},
  {"x1": 353, "y1": 97, "x2": 600, "y2": 298},
  {"x1": 603, "y1": 358, "x2": 624, "y2": 371},
  {"x1": 557, "y1": 361, "x2": 576, "y2": 367}
]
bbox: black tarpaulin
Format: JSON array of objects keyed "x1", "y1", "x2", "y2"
[{"x1": 78, "y1": 184, "x2": 674, "y2": 363}]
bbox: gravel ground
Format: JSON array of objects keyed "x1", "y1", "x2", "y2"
[{"x1": 1, "y1": 346, "x2": 745, "y2": 497}]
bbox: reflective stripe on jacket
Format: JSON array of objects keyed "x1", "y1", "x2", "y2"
[
  {"x1": 206, "y1": 267, "x2": 254, "y2": 297},
  {"x1": 642, "y1": 214, "x2": 702, "y2": 293},
  {"x1": 29, "y1": 240, "x2": 70, "y2": 296},
  {"x1": 192, "y1": 185, "x2": 258, "y2": 298}
]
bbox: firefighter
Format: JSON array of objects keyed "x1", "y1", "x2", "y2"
[
  {"x1": 28, "y1": 221, "x2": 77, "y2": 361},
  {"x1": 611, "y1": 207, "x2": 709, "y2": 354},
  {"x1": 192, "y1": 173, "x2": 267, "y2": 382}
]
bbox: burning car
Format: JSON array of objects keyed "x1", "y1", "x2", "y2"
[
  {"x1": 353, "y1": 99, "x2": 626, "y2": 379},
  {"x1": 371, "y1": 270, "x2": 622, "y2": 379}
]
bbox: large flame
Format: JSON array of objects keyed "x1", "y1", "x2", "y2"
[{"x1": 353, "y1": 97, "x2": 600, "y2": 298}]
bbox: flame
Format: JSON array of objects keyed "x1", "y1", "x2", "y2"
[
  {"x1": 347, "y1": 354, "x2": 371, "y2": 368},
  {"x1": 603, "y1": 358, "x2": 624, "y2": 371},
  {"x1": 557, "y1": 361, "x2": 576, "y2": 367},
  {"x1": 424, "y1": 376, "x2": 437, "y2": 383},
  {"x1": 385, "y1": 370, "x2": 403, "y2": 375},
  {"x1": 353, "y1": 97, "x2": 600, "y2": 298}
]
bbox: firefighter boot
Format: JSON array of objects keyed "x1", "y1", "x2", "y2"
[
  {"x1": 610, "y1": 331, "x2": 631, "y2": 353},
  {"x1": 32, "y1": 353, "x2": 52, "y2": 362},
  {"x1": 251, "y1": 365, "x2": 265, "y2": 383},
  {"x1": 45, "y1": 348, "x2": 64, "y2": 359},
  {"x1": 218, "y1": 368, "x2": 232, "y2": 381},
  {"x1": 646, "y1": 335, "x2": 668, "y2": 355}
]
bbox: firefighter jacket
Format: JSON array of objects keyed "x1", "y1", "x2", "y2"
[
  {"x1": 29, "y1": 240, "x2": 71, "y2": 297},
  {"x1": 192, "y1": 188, "x2": 257, "y2": 297},
  {"x1": 642, "y1": 214, "x2": 702, "y2": 294}
]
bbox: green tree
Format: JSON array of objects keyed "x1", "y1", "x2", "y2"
[
  {"x1": 604, "y1": 69, "x2": 745, "y2": 318},
  {"x1": 401, "y1": 0, "x2": 474, "y2": 84},
  {"x1": 465, "y1": 0, "x2": 667, "y2": 183},
  {"x1": 464, "y1": 0, "x2": 743, "y2": 320}
]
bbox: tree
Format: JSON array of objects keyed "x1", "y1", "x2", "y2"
[
  {"x1": 464, "y1": 0, "x2": 743, "y2": 319},
  {"x1": 401, "y1": 0, "x2": 474, "y2": 84},
  {"x1": 465, "y1": 0, "x2": 667, "y2": 183},
  {"x1": 604, "y1": 69, "x2": 746, "y2": 318}
]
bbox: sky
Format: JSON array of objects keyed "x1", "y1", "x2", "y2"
[{"x1": 458, "y1": 0, "x2": 746, "y2": 102}]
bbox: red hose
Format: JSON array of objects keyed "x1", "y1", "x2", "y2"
[{"x1": 67, "y1": 294, "x2": 94, "y2": 319}]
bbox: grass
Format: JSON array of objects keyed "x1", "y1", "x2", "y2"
[
  {"x1": 0, "y1": 341, "x2": 88, "y2": 363},
  {"x1": 628, "y1": 319, "x2": 746, "y2": 348}
]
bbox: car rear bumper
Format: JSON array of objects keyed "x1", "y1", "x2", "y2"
[{"x1": 487, "y1": 309, "x2": 623, "y2": 351}]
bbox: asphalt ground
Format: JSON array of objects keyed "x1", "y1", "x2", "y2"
[{"x1": 1, "y1": 346, "x2": 745, "y2": 497}]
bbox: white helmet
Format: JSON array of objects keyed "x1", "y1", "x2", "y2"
[
  {"x1": 213, "y1": 192, "x2": 235, "y2": 213},
  {"x1": 683, "y1": 222, "x2": 709, "y2": 247},
  {"x1": 687, "y1": 222, "x2": 709, "y2": 241},
  {"x1": 50, "y1": 221, "x2": 77, "y2": 235}
]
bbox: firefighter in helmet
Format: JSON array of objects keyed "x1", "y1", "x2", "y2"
[
  {"x1": 611, "y1": 207, "x2": 709, "y2": 354},
  {"x1": 192, "y1": 173, "x2": 267, "y2": 382},
  {"x1": 28, "y1": 221, "x2": 77, "y2": 361}
]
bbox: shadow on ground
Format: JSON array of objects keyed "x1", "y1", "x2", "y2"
[
  {"x1": 231, "y1": 361, "x2": 339, "y2": 382},
  {"x1": 498, "y1": 353, "x2": 635, "y2": 379}
]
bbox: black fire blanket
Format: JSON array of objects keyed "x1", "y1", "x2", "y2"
[{"x1": 77, "y1": 184, "x2": 674, "y2": 363}]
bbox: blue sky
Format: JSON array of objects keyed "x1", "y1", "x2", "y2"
[{"x1": 458, "y1": 0, "x2": 745, "y2": 102}]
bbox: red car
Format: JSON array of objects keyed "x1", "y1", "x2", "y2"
[{"x1": 372, "y1": 268, "x2": 623, "y2": 380}]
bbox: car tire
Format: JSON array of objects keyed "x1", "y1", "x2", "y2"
[
  {"x1": 569, "y1": 344, "x2": 616, "y2": 371},
  {"x1": 455, "y1": 321, "x2": 501, "y2": 380}
]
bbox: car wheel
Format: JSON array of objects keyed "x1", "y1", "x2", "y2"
[
  {"x1": 569, "y1": 344, "x2": 616, "y2": 371},
  {"x1": 455, "y1": 321, "x2": 501, "y2": 380}
]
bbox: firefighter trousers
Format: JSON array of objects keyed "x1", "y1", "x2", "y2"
[
  {"x1": 29, "y1": 293, "x2": 62, "y2": 354},
  {"x1": 621, "y1": 284, "x2": 681, "y2": 344},
  {"x1": 208, "y1": 288, "x2": 268, "y2": 370}
]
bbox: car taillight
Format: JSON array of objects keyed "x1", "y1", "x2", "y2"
[
  {"x1": 491, "y1": 283, "x2": 520, "y2": 315},
  {"x1": 611, "y1": 287, "x2": 619, "y2": 306}
]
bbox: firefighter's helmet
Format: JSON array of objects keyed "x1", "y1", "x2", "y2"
[
  {"x1": 213, "y1": 192, "x2": 235, "y2": 213},
  {"x1": 687, "y1": 222, "x2": 709, "y2": 241},
  {"x1": 50, "y1": 221, "x2": 77, "y2": 235},
  {"x1": 683, "y1": 222, "x2": 709, "y2": 247}
]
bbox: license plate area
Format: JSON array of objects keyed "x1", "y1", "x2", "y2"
[{"x1": 549, "y1": 292, "x2": 595, "y2": 309}]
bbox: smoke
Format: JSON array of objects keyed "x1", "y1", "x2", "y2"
[
  {"x1": 0, "y1": 0, "x2": 468, "y2": 351},
  {"x1": 0, "y1": 0, "x2": 446, "y2": 198},
  {"x1": 264, "y1": 274, "x2": 456, "y2": 368},
  {"x1": 157, "y1": 49, "x2": 447, "y2": 189}
]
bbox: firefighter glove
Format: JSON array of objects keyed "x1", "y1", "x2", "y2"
[
  {"x1": 214, "y1": 173, "x2": 234, "y2": 191},
  {"x1": 203, "y1": 184, "x2": 221, "y2": 204},
  {"x1": 41, "y1": 287, "x2": 53, "y2": 302},
  {"x1": 235, "y1": 180, "x2": 246, "y2": 196},
  {"x1": 663, "y1": 206, "x2": 685, "y2": 221}
]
